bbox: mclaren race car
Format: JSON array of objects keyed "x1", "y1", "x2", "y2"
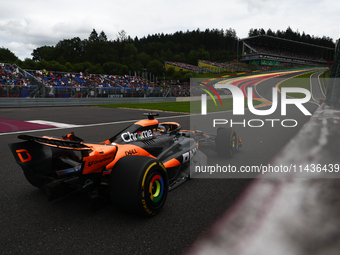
[{"x1": 9, "y1": 113, "x2": 242, "y2": 217}]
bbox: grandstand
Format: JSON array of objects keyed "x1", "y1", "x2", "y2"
[
  {"x1": 165, "y1": 61, "x2": 203, "y2": 73},
  {"x1": 0, "y1": 63, "x2": 194, "y2": 99},
  {"x1": 240, "y1": 35, "x2": 334, "y2": 67},
  {"x1": 165, "y1": 60, "x2": 248, "y2": 74},
  {"x1": 198, "y1": 60, "x2": 248, "y2": 72},
  {"x1": 0, "y1": 63, "x2": 44, "y2": 98}
]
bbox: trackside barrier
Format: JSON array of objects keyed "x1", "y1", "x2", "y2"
[
  {"x1": 0, "y1": 97, "x2": 176, "y2": 108},
  {"x1": 188, "y1": 103, "x2": 340, "y2": 255}
]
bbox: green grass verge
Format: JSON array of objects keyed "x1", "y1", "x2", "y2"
[
  {"x1": 279, "y1": 70, "x2": 320, "y2": 98},
  {"x1": 97, "y1": 101, "x2": 191, "y2": 112},
  {"x1": 96, "y1": 98, "x2": 263, "y2": 113}
]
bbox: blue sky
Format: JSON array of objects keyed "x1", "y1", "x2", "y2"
[{"x1": 0, "y1": 0, "x2": 339, "y2": 60}]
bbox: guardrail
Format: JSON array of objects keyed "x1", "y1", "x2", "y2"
[
  {"x1": 0, "y1": 96, "x2": 177, "y2": 108},
  {"x1": 0, "y1": 84, "x2": 174, "y2": 98}
]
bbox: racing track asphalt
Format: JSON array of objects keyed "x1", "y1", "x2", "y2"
[{"x1": 0, "y1": 71, "x2": 319, "y2": 254}]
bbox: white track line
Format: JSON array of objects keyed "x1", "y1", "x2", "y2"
[
  {"x1": 26, "y1": 120, "x2": 80, "y2": 128},
  {"x1": 0, "y1": 109, "x2": 239, "y2": 137},
  {"x1": 0, "y1": 114, "x2": 189, "y2": 136}
]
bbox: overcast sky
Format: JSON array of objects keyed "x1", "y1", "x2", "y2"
[{"x1": 0, "y1": 0, "x2": 339, "y2": 60}]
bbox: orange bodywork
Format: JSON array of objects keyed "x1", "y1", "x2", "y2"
[
  {"x1": 82, "y1": 144, "x2": 117, "y2": 174},
  {"x1": 163, "y1": 158, "x2": 181, "y2": 169},
  {"x1": 134, "y1": 119, "x2": 159, "y2": 127},
  {"x1": 105, "y1": 143, "x2": 156, "y2": 172}
]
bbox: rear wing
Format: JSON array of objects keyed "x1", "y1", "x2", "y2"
[{"x1": 17, "y1": 135, "x2": 91, "y2": 151}]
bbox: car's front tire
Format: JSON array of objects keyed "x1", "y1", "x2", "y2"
[{"x1": 216, "y1": 127, "x2": 237, "y2": 158}]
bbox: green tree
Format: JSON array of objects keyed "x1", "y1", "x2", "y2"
[
  {"x1": 119, "y1": 65, "x2": 129, "y2": 75},
  {"x1": 137, "y1": 52, "x2": 152, "y2": 67},
  {"x1": 122, "y1": 43, "x2": 141, "y2": 71},
  {"x1": 173, "y1": 52, "x2": 186, "y2": 63},
  {"x1": 103, "y1": 62, "x2": 120, "y2": 74},
  {"x1": 21, "y1": 58, "x2": 37, "y2": 69},
  {"x1": 187, "y1": 49, "x2": 209, "y2": 65},
  {"x1": 165, "y1": 67, "x2": 175, "y2": 76},
  {"x1": 64, "y1": 62, "x2": 74, "y2": 72},
  {"x1": 32, "y1": 46, "x2": 55, "y2": 61},
  {"x1": 117, "y1": 30, "x2": 128, "y2": 42},
  {"x1": 123, "y1": 43, "x2": 138, "y2": 57},
  {"x1": 88, "y1": 29, "x2": 99, "y2": 43},
  {"x1": 55, "y1": 37, "x2": 83, "y2": 63},
  {"x1": 99, "y1": 31, "x2": 108, "y2": 42},
  {"x1": 49, "y1": 60, "x2": 65, "y2": 71},
  {"x1": 0, "y1": 47, "x2": 18, "y2": 63},
  {"x1": 147, "y1": 59, "x2": 164, "y2": 76},
  {"x1": 89, "y1": 63, "x2": 104, "y2": 74},
  {"x1": 73, "y1": 62, "x2": 92, "y2": 73}
]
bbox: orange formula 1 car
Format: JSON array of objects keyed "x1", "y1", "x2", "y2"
[{"x1": 9, "y1": 113, "x2": 242, "y2": 217}]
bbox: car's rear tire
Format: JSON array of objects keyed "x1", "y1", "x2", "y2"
[
  {"x1": 109, "y1": 156, "x2": 169, "y2": 217},
  {"x1": 216, "y1": 127, "x2": 237, "y2": 158}
]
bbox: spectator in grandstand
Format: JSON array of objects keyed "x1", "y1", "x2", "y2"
[{"x1": 0, "y1": 63, "x2": 30, "y2": 87}]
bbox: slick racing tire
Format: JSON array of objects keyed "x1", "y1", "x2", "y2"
[
  {"x1": 109, "y1": 156, "x2": 169, "y2": 217},
  {"x1": 216, "y1": 127, "x2": 237, "y2": 158}
]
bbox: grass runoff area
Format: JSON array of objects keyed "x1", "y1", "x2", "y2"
[
  {"x1": 278, "y1": 70, "x2": 321, "y2": 98},
  {"x1": 96, "y1": 98, "x2": 263, "y2": 113}
]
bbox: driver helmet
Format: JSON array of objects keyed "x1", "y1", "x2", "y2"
[{"x1": 157, "y1": 125, "x2": 167, "y2": 135}]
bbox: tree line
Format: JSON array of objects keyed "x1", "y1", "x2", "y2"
[
  {"x1": 0, "y1": 27, "x2": 335, "y2": 80},
  {"x1": 248, "y1": 26, "x2": 334, "y2": 48}
]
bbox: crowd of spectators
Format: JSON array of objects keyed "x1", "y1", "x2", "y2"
[
  {"x1": 0, "y1": 63, "x2": 31, "y2": 87},
  {"x1": 166, "y1": 60, "x2": 249, "y2": 73},
  {"x1": 29, "y1": 70, "x2": 153, "y2": 91},
  {"x1": 165, "y1": 61, "x2": 203, "y2": 73},
  {"x1": 0, "y1": 63, "x2": 197, "y2": 98},
  {"x1": 198, "y1": 60, "x2": 248, "y2": 71},
  {"x1": 1, "y1": 63, "x2": 241, "y2": 98}
]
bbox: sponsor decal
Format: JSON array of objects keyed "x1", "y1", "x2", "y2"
[
  {"x1": 125, "y1": 148, "x2": 138, "y2": 156},
  {"x1": 142, "y1": 199, "x2": 153, "y2": 215},
  {"x1": 182, "y1": 146, "x2": 198, "y2": 164},
  {"x1": 87, "y1": 157, "x2": 113, "y2": 167},
  {"x1": 16, "y1": 149, "x2": 32, "y2": 163},
  {"x1": 121, "y1": 129, "x2": 154, "y2": 142}
]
